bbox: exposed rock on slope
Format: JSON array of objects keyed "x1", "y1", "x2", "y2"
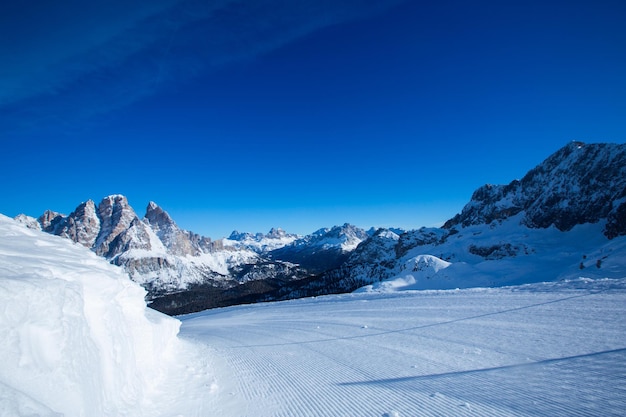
[
  {"x1": 444, "y1": 142, "x2": 626, "y2": 237},
  {"x1": 269, "y1": 223, "x2": 369, "y2": 273},
  {"x1": 225, "y1": 227, "x2": 300, "y2": 252}
]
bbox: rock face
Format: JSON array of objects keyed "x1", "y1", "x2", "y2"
[
  {"x1": 443, "y1": 142, "x2": 626, "y2": 237},
  {"x1": 144, "y1": 201, "x2": 212, "y2": 256},
  {"x1": 55, "y1": 199, "x2": 100, "y2": 249},
  {"x1": 28, "y1": 196, "x2": 226, "y2": 296}
]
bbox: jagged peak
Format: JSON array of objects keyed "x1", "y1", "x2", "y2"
[
  {"x1": 267, "y1": 227, "x2": 287, "y2": 238},
  {"x1": 144, "y1": 201, "x2": 177, "y2": 232},
  {"x1": 100, "y1": 194, "x2": 128, "y2": 204},
  {"x1": 443, "y1": 141, "x2": 626, "y2": 232},
  {"x1": 96, "y1": 195, "x2": 136, "y2": 222},
  {"x1": 73, "y1": 199, "x2": 97, "y2": 213}
]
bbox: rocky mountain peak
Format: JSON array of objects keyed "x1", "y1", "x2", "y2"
[
  {"x1": 60, "y1": 199, "x2": 100, "y2": 248},
  {"x1": 443, "y1": 142, "x2": 626, "y2": 237},
  {"x1": 95, "y1": 195, "x2": 140, "y2": 257},
  {"x1": 267, "y1": 227, "x2": 287, "y2": 239},
  {"x1": 144, "y1": 201, "x2": 176, "y2": 231},
  {"x1": 39, "y1": 210, "x2": 66, "y2": 234},
  {"x1": 228, "y1": 230, "x2": 253, "y2": 241}
]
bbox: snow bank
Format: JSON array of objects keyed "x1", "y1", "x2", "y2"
[{"x1": 0, "y1": 214, "x2": 181, "y2": 416}]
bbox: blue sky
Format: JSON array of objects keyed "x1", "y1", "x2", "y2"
[{"x1": 2, "y1": 0, "x2": 625, "y2": 238}]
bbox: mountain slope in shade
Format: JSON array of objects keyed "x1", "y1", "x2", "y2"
[{"x1": 269, "y1": 223, "x2": 369, "y2": 273}]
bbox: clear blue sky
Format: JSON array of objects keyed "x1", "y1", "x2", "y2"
[{"x1": 1, "y1": 0, "x2": 625, "y2": 238}]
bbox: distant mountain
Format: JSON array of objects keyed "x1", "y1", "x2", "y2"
[
  {"x1": 15, "y1": 197, "x2": 368, "y2": 313},
  {"x1": 12, "y1": 141, "x2": 626, "y2": 314},
  {"x1": 18, "y1": 195, "x2": 247, "y2": 294},
  {"x1": 274, "y1": 142, "x2": 626, "y2": 298},
  {"x1": 269, "y1": 224, "x2": 369, "y2": 273},
  {"x1": 224, "y1": 227, "x2": 300, "y2": 253}
]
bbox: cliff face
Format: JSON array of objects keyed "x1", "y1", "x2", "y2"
[{"x1": 443, "y1": 142, "x2": 626, "y2": 238}]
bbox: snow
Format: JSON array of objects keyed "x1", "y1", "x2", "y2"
[
  {"x1": 188, "y1": 248, "x2": 259, "y2": 276},
  {"x1": 181, "y1": 278, "x2": 626, "y2": 416},
  {"x1": 2, "y1": 213, "x2": 626, "y2": 416},
  {"x1": 223, "y1": 229, "x2": 300, "y2": 253},
  {"x1": 0, "y1": 215, "x2": 214, "y2": 416},
  {"x1": 355, "y1": 215, "x2": 626, "y2": 294}
]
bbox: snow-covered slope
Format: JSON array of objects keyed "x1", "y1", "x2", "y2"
[
  {"x1": 356, "y1": 215, "x2": 626, "y2": 293},
  {"x1": 0, "y1": 214, "x2": 189, "y2": 416},
  {"x1": 181, "y1": 278, "x2": 626, "y2": 416}
]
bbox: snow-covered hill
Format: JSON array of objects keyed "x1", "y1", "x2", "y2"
[
  {"x1": 355, "y1": 216, "x2": 626, "y2": 293},
  {"x1": 0, "y1": 214, "x2": 213, "y2": 416},
  {"x1": 181, "y1": 278, "x2": 626, "y2": 416}
]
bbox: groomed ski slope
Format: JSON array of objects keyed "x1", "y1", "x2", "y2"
[{"x1": 181, "y1": 279, "x2": 626, "y2": 417}]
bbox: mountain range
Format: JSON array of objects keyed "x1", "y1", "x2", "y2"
[{"x1": 14, "y1": 141, "x2": 626, "y2": 314}]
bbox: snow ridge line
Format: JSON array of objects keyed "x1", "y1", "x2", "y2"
[
  {"x1": 221, "y1": 290, "x2": 605, "y2": 349},
  {"x1": 338, "y1": 347, "x2": 626, "y2": 386}
]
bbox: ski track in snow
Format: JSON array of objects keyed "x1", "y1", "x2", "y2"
[{"x1": 180, "y1": 282, "x2": 626, "y2": 416}]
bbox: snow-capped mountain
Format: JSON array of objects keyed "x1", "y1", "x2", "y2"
[
  {"x1": 144, "y1": 201, "x2": 214, "y2": 256},
  {"x1": 224, "y1": 227, "x2": 300, "y2": 252},
  {"x1": 269, "y1": 223, "x2": 369, "y2": 273},
  {"x1": 12, "y1": 141, "x2": 626, "y2": 314},
  {"x1": 16, "y1": 197, "x2": 369, "y2": 314},
  {"x1": 18, "y1": 196, "x2": 259, "y2": 296},
  {"x1": 279, "y1": 142, "x2": 626, "y2": 298}
]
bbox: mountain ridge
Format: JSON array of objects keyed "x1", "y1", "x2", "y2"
[{"x1": 13, "y1": 141, "x2": 626, "y2": 314}]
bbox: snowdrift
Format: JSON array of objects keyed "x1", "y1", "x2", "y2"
[{"x1": 0, "y1": 215, "x2": 181, "y2": 416}]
